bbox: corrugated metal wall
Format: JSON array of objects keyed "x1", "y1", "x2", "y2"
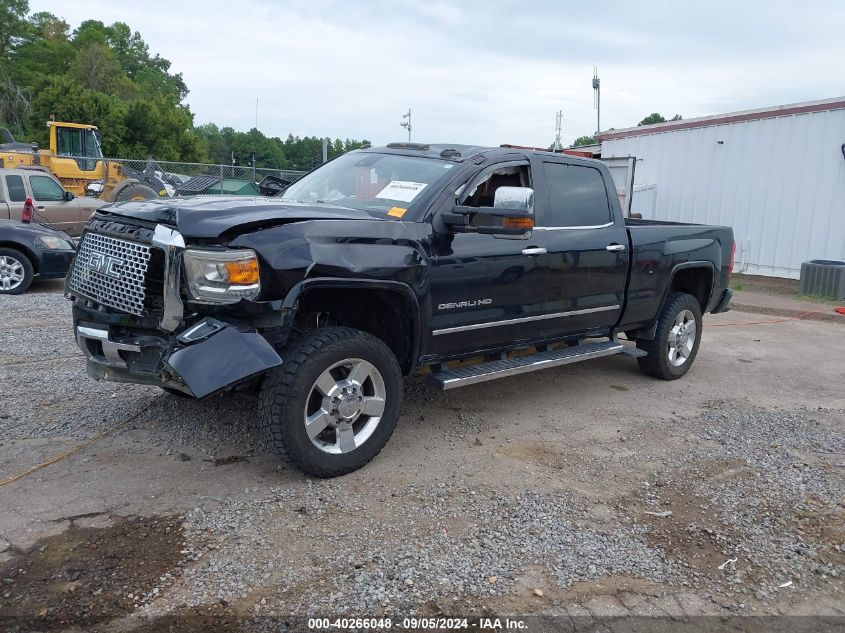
[{"x1": 603, "y1": 108, "x2": 845, "y2": 278}]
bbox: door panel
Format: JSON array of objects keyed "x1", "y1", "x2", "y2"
[
  {"x1": 427, "y1": 159, "x2": 547, "y2": 357},
  {"x1": 534, "y1": 159, "x2": 629, "y2": 337},
  {"x1": 428, "y1": 231, "x2": 548, "y2": 356},
  {"x1": 29, "y1": 174, "x2": 81, "y2": 233},
  {"x1": 540, "y1": 226, "x2": 629, "y2": 334}
]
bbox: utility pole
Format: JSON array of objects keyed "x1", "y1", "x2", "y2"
[
  {"x1": 592, "y1": 67, "x2": 601, "y2": 135},
  {"x1": 321, "y1": 138, "x2": 328, "y2": 163},
  {"x1": 255, "y1": 97, "x2": 258, "y2": 130},
  {"x1": 553, "y1": 110, "x2": 563, "y2": 151},
  {"x1": 400, "y1": 108, "x2": 412, "y2": 142}
]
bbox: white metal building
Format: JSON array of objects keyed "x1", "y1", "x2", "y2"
[{"x1": 596, "y1": 97, "x2": 845, "y2": 279}]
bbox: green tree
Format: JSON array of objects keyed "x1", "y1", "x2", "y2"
[
  {"x1": 1, "y1": 7, "x2": 366, "y2": 165},
  {"x1": 638, "y1": 113, "x2": 683, "y2": 126},
  {"x1": 72, "y1": 42, "x2": 121, "y2": 92},
  {"x1": 28, "y1": 76, "x2": 126, "y2": 153},
  {"x1": 637, "y1": 113, "x2": 666, "y2": 126},
  {"x1": 0, "y1": 0, "x2": 29, "y2": 58},
  {"x1": 571, "y1": 135, "x2": 596, "y2": 147}
]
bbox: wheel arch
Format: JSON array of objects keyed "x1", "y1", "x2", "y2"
[
  {"x1": 0, "y1": 241, "x2": 39, "y2": 273},
  {"x1": 667, "y1": 262, "x2": 715, "y2": 313},
  {"x1": 628, "y1": 262, "x2": 713, "y2": 341},
  {"x1": 282, "y1": 278, "x2": 422, "y2": 375}
]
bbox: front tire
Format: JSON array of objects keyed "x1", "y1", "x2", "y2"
[
  {"x1": 636, "y1": 291, "x2": 702, "y2": 380},
  {"x1": 0, "y1": 248, "x2": 34, "y2": 294},
  {"x1": 259, "y1": 327, "x2": 403, "y2": 477}
]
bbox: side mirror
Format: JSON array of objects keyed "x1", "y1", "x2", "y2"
[
  {"x1": 442, "y1": 186, "x2": 535, "y2": 235},
  {"x1": 492, "y1": 186, "x2": 534, "y2": 213},
  {"x1": 85, "y1": 182, "x2": 104, "y2": 197},
  {"x1": 64, "y1": 190, "x2": 75, "y2": 201}
]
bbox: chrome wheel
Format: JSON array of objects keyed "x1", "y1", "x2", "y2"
[
  {"x1": 667, "y1": 309, "x2": 696, "y2": 367},
  {"x1": 0, "y1": 255, "x2": 25, "y2": 291},
  {"x1": 303, "y1": 358, "x2": 386, "y2": 455}
]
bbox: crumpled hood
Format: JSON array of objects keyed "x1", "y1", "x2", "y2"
[{"x1": 97, "y1": 196, "x2": 379, "y2": 239}]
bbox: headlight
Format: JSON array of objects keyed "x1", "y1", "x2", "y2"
[
  {"x1": 182, "y1": 248, "x2": 260, "y2": 303},
  {"x1": 35, "y1": 236, "x2": 74, "y2": 250}
]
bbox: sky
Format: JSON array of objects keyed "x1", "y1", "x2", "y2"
[{"x1": 31, "y1": 0, "x2": 845, "y2": 147}]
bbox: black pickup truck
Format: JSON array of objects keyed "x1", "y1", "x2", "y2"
[{"x1": 66, "y1": 143, "x2": 734, "y2": 476}]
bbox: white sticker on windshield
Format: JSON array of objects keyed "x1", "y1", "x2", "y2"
[{"x1": 375, "y1": 180, "x2": 428, "y2": 202}]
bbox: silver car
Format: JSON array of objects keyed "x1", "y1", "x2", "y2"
[{"x1": 0, "y1": 168, "x2": 105, "y2": 236}]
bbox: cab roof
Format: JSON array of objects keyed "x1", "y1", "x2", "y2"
[
  {"x1": 47, "y1": 121, "x2": 97, "y2": 130},
  {"x1": 363, "y1": 142, "x2": 588, "y2": 164},
  {"x1": 363, "y1": 143, "x2": 497, "y2": 162}
]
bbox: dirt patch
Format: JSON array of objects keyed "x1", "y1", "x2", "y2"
[
  {"x1": 495, "y1": 441, "x2": 571, "y2": 470},
  {"x1": 731, "y1": 274, "x2": 799, "y2": 296},
  {"x1": 0, "y1": 514, "x2": 184, "y2": 631},
  {"x1": 126, "y1": 604, "x2": 242, "y2": 633},
  {"x1": 620, "y1": 461, "x2": 749, "y2": 576}
]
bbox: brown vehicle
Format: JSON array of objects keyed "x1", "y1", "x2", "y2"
[{"x1": 0, "y1": 168, "x2": 104, "y2": 236}]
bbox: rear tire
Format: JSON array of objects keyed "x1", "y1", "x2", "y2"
[
  {"x1": 259, "y1": 327, "x2": 403, "y2": 477},
  {"x1": 115, "y1": 183, "x2": 157, "y2": 201},
  {"x1": 636, "y1": 291, "x2": 702, "y2": 380},
  {"x1": 0, "y1": 248, "x2": 34, "y2": 294}
]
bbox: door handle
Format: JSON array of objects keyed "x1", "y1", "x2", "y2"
[
  {"x1": 36, "y1": 206, "x2": 45, "y2": 210},
  {"x1": 521, "y1": 247, "x2": 547, "y2": 256},
  {"x1": 606, "y1": 244, "x2": 626, "y2": 252}
]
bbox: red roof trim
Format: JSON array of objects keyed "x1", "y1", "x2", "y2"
[{"x1": 596, "y1": 99, "x2": 845, "y2": 141}]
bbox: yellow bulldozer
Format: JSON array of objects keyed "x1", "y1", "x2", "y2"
[{"x1": 0, "y1": 121, "x2": 162, "y2": 202}]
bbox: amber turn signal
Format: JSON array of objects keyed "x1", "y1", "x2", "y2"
[
  {"x1": 502, "y1": 216, "x2": 534, "y2": 229},
  {"x1": 224, "y1": 258, "x2": 260, "y2": 284}
]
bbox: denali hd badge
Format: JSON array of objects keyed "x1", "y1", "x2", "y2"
[
  {"x1": 437, "y1": 298, "x2": 492, "y2": 310},
  {"x1": 86, "y1": 251, "x2": 125, "y2": 279}
]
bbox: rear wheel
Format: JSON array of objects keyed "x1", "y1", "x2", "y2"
[
  {"x1": 636, "y1": 291, "x2": 702, "y2": 380},
  {"x1": 0, "y1": 248, "x2": 34, "y2": 294},
  {"x1": 114, "y1": 183, "x2": 157, "y2": 202},
  {"x1": 259, "y1": 327, "x2": 403, "y2": 477}
]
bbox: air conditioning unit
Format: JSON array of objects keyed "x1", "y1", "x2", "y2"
[{"x1": 799, "y1": 260, "x2": 845, "y2": 299}]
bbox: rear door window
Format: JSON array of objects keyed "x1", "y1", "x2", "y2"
[
  {"x1": 5, "y1": 175, "x2": 27, "y2": 202},
  {"x1": 542, "y1": 162, "x2": 611, "y2": 227}
]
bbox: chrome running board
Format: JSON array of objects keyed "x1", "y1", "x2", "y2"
[{"x1": 429, "y1": 341, "x2": 625, "y2": 390}]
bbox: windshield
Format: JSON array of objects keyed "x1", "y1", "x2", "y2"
[{"x1": 281, "y1": 152, "x2": 456, "y2": 217}]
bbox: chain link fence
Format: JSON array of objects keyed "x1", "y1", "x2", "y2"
[{"x1": 109, "y1": 157, "x2": 307, "y2": 197}]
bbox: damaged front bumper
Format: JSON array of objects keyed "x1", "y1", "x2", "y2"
[{"x1": 74, "y1": 312, "x2": 282, "y2": 398}]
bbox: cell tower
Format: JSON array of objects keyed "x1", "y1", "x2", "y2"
[
  {"x1": 592, "y1": 67, "x2": 601, "y2": 134},
  {"x1": 400, "y1": 108, "x2": 412, "y2": 142},
  {"x1": 553, "y1": 110, "x2": 563, "y2": 151}
]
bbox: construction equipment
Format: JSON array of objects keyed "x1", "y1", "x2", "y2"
[{"x1": 0, "y1": 121, "x2": 163, "y2": 202}]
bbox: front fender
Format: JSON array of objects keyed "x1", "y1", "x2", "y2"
[{"x1": 282, "y1": 277, "x2": 423, "y2": 371}]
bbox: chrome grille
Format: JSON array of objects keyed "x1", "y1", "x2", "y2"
[{"x1": 69, "y1": 232, "x2": 151, "y2": 316}]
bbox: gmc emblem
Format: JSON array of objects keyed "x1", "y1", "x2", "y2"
[{"x1": 87, "y1": 251, "x2": 125, "y2": 279}]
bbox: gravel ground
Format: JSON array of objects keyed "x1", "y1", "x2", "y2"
[
  {"x1": 126, "y1": 404, "x2": 842, "y2": 621},
  {"x1": 146, "y1": 483, "x2": 673, "y2": 618},
  {"x1": 1, "y1": 284, "x2": 844, "y2": 629}
]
